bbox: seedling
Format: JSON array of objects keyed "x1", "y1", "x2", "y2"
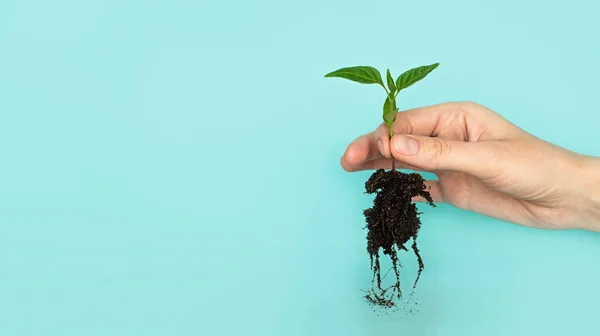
[{"x1": 325, "y1": 63, "x2": 439, "y2": 308}]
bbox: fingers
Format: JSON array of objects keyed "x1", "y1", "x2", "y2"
[
  {"x1": 342, "y1": 102, "x2": 519, "y2": 173},
  {"x1": 342, "y1": 155, "x2": 420, "y2": 172},
  {"x1": 392, "y1": 101, "x2": 523, "y2": 141},
  {"x1": 341, "y1": 123, "x2": 402, "y2": 172},
  {"x1": 390, "y1": 133, "x2": 497, "y2": 179},
  {"x1": 413, "y1": 177, "x2": 538, "y2": 227},
  {"x1": 392, "y1": 103, "x2": 444, "y2": 137},
  {"x1": 340, "y1": 124, "x2": 385, "y2": 169},
  {"x1": 440, "y1": 176, "x2": 540, "y2": 227},
  {"x1": 375, "y1": 124, "x2": 393, "y2": 159}
]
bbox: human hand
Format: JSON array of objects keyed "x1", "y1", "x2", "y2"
[{"x1": 341, "y1": 101, "x2": 600, "y2": 232}]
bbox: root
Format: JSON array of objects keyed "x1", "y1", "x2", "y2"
[
  {"x1": 391, "y1": 251, "x2": 402, "y2": 299},
  {"x1": 411, "y1": 239, "x2": 424, "y2": 290}
]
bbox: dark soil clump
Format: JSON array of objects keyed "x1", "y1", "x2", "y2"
[{"x1": 362, "y1": 168, "x2": 435, "y2": 308}]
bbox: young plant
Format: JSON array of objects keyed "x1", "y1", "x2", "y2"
[
  {"x1": 325, "y1": 63, "x2": 439, "y2": 309},
  {"x1": 325, "y1": 63, "x2": 438, "y2": 136}
]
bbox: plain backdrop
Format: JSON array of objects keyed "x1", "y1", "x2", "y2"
[{"x1": 1, "y1": 0, "x2": 600, "y2": 335}]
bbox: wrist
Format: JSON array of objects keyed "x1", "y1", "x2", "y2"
[{"x1": 579, "y1": 155, "x2": 600, "y2": 232}]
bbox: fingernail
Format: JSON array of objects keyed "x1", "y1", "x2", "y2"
[
  {"x1": 377, "y1": 139, "x2": 384, "y2": 155},
  {"x1": 393, "y1": 135, "x2": 419, "y2": 155}
]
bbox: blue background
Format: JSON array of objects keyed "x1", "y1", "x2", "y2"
[{"x1": 1, "y1": 0, "x2": 600, "y2": 335}]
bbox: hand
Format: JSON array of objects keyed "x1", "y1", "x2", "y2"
[{"x1": 341, "y1": 101, "x2": 600, "y2": 232}]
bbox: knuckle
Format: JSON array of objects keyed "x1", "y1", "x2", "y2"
[
  {"x1": 453, "y1": 100, "x2": 482, "y2": 112},
  {"x1": 440, "y1": 101, "x2": 477, "y2": 112},
  {"x1": 459, "y1": 100, "x2": 482, "y2": 109},
  {"x1": 449, "y1": 101, "x2": 486, "y2": 120}
]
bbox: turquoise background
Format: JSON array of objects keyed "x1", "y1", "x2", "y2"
[{"x1": 1, "y1": 0, "x2": 600, "y2": 335}]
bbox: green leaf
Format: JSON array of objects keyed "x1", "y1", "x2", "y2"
[
  {"x1": 325, "y1": 66, "x2": 384, "y2": 86},
  {"x1": 395, "y1": 63, "x2": 439, "y2": 91},
  {"x1": 386, "y1": 69, "x2": 396, "y2": 95},
  {"x1": 382, "y1": 95, "x2": 397, "y2": 136}
]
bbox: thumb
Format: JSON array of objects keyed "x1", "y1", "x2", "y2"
[{"x1": 390, "y1": 134, "x2": 492, "y2": 176}]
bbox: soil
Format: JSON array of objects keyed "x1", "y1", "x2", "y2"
[{"x1": 362, "y1": 166, "x2": 435, "y2": 308}]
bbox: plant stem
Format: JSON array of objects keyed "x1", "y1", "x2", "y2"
[
  {"x1": 381, "y1": 84, "x2": 390, "y2": 96},
  {"x1": 385, "y1": 83, "x2": 397, "y2": 172}
]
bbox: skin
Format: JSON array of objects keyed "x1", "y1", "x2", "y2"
[{"x1": 341, "y1": 101, "x2": 600, "y2": 232}]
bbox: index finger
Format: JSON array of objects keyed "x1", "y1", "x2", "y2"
[
  {"x1": 392, "y1": 101, "x2": 520, "y2": 141},
  {"x1": 340, "y1": 124, "x2": 388, "y2": 172},
  {"x1": 391, "y1": 103, "x2": 445, "y2": 137}
]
